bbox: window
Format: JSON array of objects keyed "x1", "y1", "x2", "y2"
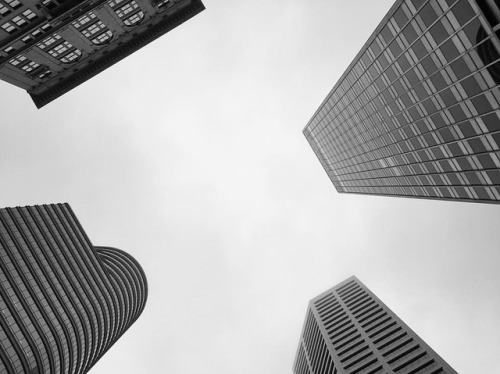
[
  {"x1": 402, "y1": 23, "x2": 418, "y2": 45},
  {"x1": 42, "y1": 0, "x2": 57, "y2": 10},
  {"x1": 92, "y1": 30, "x2": 113, "y2": 44},
  {"x1": 73, "y1": 13, "x2": 93, "y2": 28},
  {"x1": 393, "y1": 7, "x2": 408, "y2": 28},
  {"x1": 109, "y1": 0, "x2": 144, "y2": 26},
  {"x1": 73, "y1": 12, "x2": 113, "y2": 45},
  {"x1": 86, "y1": 23, "x2": 104, "y2": 37},
  {"x1": 38, "y1": 34, "x2": 82, "y2": 64},
  {"x1": 0, "y1": 3, "x2": 10, "y2": 17},
  {"x1": 48, "y1": 41, "x2": 71, "y2": 58},
  {"x1": 450, "y1": 0, "x2": 475, "y2": 26},
  {"x1": 9, "y1": 55, "x2": 51, "y2": 80},
  {"x1": 9, "y1": 54, "x2": 27, "y2": 67},
  {"x1": 4, "y1": 0, "x2": 21, "y2": 9},
  {"x1": 155, "y1": 0, "x2": 171, "y2": 9},
  {"x1": 11, "y1": 16, "x2": 27, "y2": 27},
  {"x1": 22, "y1": 9, "x2": 37, "y2": 21},
  {"x1": 429, "y1": 21, "x2": 448, "y2": 45},
  {"x1": 124, "y1": 12, "x2": 143, "y2": 26},
  {"x1": 60, "y1": 50, "x2": 81, "y2": 63},
  {"x1": 37, "y1": 34, "x2": 60, "y2": 50},
  {"x1": 1, "y1": 21, "x2": 15, "y2": 33},
  {"x1": 21, "y1": 61, "x2": 40, "y2": 73},
  {"x1": 108, "y1": 0, "x2": 126, "y2": 6}
]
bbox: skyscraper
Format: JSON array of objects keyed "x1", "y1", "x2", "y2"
[
  {"x1": 0, "y1": 203, "x2": 148, "y2": 374},
  {"x1": 0, "y1": 0, "x2": 205, "y2": 108},
  {"x1": 304, "y1": 0, "x2": 500, "y2": 204},
  {"x1": 293, "y1": 276, "x2": 457, "y2": 374}
]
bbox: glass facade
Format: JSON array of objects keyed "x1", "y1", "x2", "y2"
[
  {"x1": 304, "y1": 0, "x2": 500, "y2": 203},
  {"x1": 0, "y1": 203, "x2": 148, "y2": 374},
  {"x1": 293, "y1": 276, "x2": 457, "y2": 374}
]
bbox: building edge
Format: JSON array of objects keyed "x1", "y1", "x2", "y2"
[
  {"x1": 302, "y1": 0, "x2": 404, "y2": 133},
  {"x1": 29, "y1": 0, "x2": 206, "y2": 109},
  {"x1": 86, "y1": 246, "x2": 148, "y2": 373},
  {"x1": 314, "y1": 276, "x2": 459, "y2": 374}
]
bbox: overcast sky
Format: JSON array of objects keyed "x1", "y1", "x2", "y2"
[{"x1": 0, "y1": 0, "x2": 499, "y2": 373}]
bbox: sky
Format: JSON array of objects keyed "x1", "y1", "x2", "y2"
[{"x1": 0, "y1": 0, "x2": 499, "y2": 373}]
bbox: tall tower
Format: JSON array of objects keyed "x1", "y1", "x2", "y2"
[
  {"x1": 0, "y1": 0, "x2": 205, "y2": 108},
  {"x1": 304, "y1": 0, "x2": 500, "y2": 204},
  {"x1": 294, "y1": 276, "x2": 457, "y2": 374},
  {"x1": 0, "y1": 203, "x2": 148, "y2": 374}
]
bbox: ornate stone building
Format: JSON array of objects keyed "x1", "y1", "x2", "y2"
[{"x1": 0, "y1": 0, "x2": 205, "y2": 107}]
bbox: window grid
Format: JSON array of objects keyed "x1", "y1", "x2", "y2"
[
  {"x1": 108, "y1": 0, "x2": 144, "y2": 27},
  {"x1": 295, "y1": 277, "x2": 458, "y2": 374},
  {"x1": 73, "y1": 12, "x2": 113, "y2": 45},
  {"x1": 0, "y1": 204, "x2": 147, "y2": 374},
  {"x1": 304, "y1": 0, "x2": 500, "y2": 202},
  {"x1": 37, "y1": 34, "x2": 82, "y2": 64}
]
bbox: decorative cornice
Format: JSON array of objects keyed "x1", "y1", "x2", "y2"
[{"x1": 30, "y1": 0, "x2": 205, "y2": 108}]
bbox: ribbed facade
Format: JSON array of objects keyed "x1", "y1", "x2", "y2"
[
  {"x1": 304, "y1": 0, "x2": 500, "y2": 204},
  {"x1": 0, "y1": 203, "x2": 148, "y2": 374},
  {"x1": 0, "y1": 0, "x2": 205, "y2": 107},
  {"x1": 294, "y1": 276, "x2": 457, "y2": 374}
]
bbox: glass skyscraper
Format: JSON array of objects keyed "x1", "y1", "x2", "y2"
[
  {"x1": 0, "y1": 0, "x2": 205, "y2": 108},
  {"x1": 0, "y1": 203, "x2": 148, "y2": 374},
  {"x1": 304, "y1": 0, "x2": 500, "y2": 203},
  {"x1": 294, "y1": 276, "x2": 457, "y2": 374}
]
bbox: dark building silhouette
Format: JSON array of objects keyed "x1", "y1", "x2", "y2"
[
  {"x1": 304, "y1": 0, "x2": 500, "y2": 203},
  {"x1": 294, "y1": 276, "x2": 457, "y2": 374},
  {"x1": 0, "y1": 0, "x2": 205, "y2": 108},
  {"x1": 0, "y1": 203, "x2": 147, "y2": 374}
]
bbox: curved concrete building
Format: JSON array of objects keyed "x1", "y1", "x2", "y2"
[{"x1": 0, "y1": 203, "x2": 147, "y2": 374}]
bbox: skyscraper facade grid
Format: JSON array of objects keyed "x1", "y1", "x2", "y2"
[
  {"x1": 0, "y1": 203, "x2": 147, "y2": 374},
  {"x1": 293, "y1": 276, "x2": 457, "y2": 374},
  {"x1": 304, "y1": 0, "x2": 500, "y2": 204},
  {"x1": 0, "y1": 0, "x2": 205, "y2": 108}
]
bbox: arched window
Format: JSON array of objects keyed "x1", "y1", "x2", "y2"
[
  {"x1": 73, "y1": 12, "x2": 114, "y2": 45},
  {"x1": 37, "y1": 33, "x2": 83, "y2": 64},
  {"x1": 123, "y1": 11, "x2": 144, "y2": 26},
  {"x1": 91, "y1": 30, "x2": 113, "y2": 44},
  {"x1": 108, "y1": 0, "x2": 144, "y2": 27},
  {"x1": 60, "y1": 49, "x2": 82, "y2": 63}
]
